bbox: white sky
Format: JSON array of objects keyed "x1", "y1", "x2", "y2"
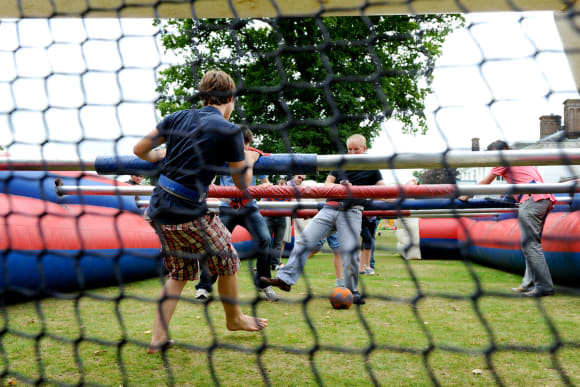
[
  {"x1": 0, "y1": 12, "x2": 578, "y2": 183},
  {"x1": 370, "y1": 12, "x2": 579, "y2": 183}
]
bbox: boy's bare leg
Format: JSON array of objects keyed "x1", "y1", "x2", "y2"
[
  {"x1": 360, "y1": 249, "x2": 371, "y2": 271},
  {"x1": 333, "y1": 252, "x2": 343, "y2": 280},
  {"x1": 148, "y1": 278, "x2": 186, "y2": 354},
  {"x1": 218, "y1": 273, "x2": 268, "y2": 331}
]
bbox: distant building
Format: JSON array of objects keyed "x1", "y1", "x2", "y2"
[{"x1": 457, "y1": 99, "x2": 580, "y2": 188}]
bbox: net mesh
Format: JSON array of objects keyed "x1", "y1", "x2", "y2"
[{"x1": 1, "y1": 1, "x2": 580, "y2": 386}]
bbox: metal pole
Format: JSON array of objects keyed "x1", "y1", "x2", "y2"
[
  {"x1": 315, "y1": 148, "x2": 580, "y2": 170},
  {"x1": 3, "y1": 148, "x2": 580, "y2": 173},
  {"x1": 135, "y1": 197, "x2": 571, "y2": 208},
  {"x1": 55, "y1": 182, "x2": 580, "y2": 199},
  {"x1": 0, "y1": 157, "x2": 96, "y2": 171},
  {"x1": 134, "y1": 200, "x2": 513, "y2": 219},
  {"x1": 56, "y1": 185, "x2": 154, "y2": 196}
]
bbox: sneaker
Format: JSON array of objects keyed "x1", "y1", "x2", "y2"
[
  {"x1": 260, "y1": 276, "x2": 291, "y2": 292},
  {"x1": 364, "y1": 267, "x2": 375, "y2": 275},
  {"x1": 195, "y1": 288, "x2": 209, "y2": 300},
  {"x1": 335, "y1": 278, "x2": 345, "y2": 288},
  {"x1": 511, "y1": 285, "x2": 531, "y2": 294},
  {"x1": 260, "y1": 286, "x2": 279, "y2": 302},
  {"x1": 352, "y1": 290, "x2": 365, "y2": 305},
  {"x1": 522, "y1": 288, "x2": 555, "y2": 298}
]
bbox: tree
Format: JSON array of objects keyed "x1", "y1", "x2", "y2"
[
  {"x1": 154, "y1": 16, "x2": 464, "y2": 155},
  {"x1": 413, "y1": 168, "x2": 459, "y2": 184}
]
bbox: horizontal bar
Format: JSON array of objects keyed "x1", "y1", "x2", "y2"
[
  {"x1": 4, "y1": 148, "x2": 580, "y2": 175},
  {"x1": 56, "y1": 185, "x2": 154, "y2": 196},
  {"x1": 0, "y1": 158, "x2": 97, "y2": 171},
  {"x1": 56, "y1": 183, "x2": 580, "y2": 199},
  {"x1": 0, "y1": 0, "x2": 567, "y2": 19},
  {"x1": 134, "y1": 200, "x2": 510, "y2": 219},
  {"x1": 316, "y1": 149, "x2": 580, "y2": 170}
]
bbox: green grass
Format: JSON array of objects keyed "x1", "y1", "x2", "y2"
[{"x1": 2, "y1": 231, "x2": 579, "y2": 386}]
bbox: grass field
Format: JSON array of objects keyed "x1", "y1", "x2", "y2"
[{"x1": 2, "y1": 231, "x2": 579, "y2": 386}]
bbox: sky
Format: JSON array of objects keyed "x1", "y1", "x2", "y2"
[
  {"x1": 369, "y1": 12, "x2": 579, "y2": 183},
  {"x1": 0, "y1": 12, "x2": 578, "y2": 183}
]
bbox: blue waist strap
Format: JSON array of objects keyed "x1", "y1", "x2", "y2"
[{"x1": 158, "y1": 174, "x2": 207, "y2": 203}]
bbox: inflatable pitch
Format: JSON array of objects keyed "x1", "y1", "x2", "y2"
[
  {"x1": 406, "y1": 196, "x2": 580, "y2": 287},
  {"x1": 0, "y1": 172, "x2": 257, "y2": 302}
]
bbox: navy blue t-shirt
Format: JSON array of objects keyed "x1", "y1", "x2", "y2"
[
  {"x1": 148, "y1": 106, "x2": 245, "y2": 224},
  {"x1": 328, "y1": 169, "x2": 383, "y2": 207}
]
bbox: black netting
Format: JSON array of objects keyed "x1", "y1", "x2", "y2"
[{"x1": 1, "y1": 1, "x2": 580, "y2": 386}]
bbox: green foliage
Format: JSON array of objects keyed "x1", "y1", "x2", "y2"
[
  {"x1": 413, "y1": 168, "x2": 459, "y2": 184},
  {"x1": 155, "y1": 16, "x2": 464, "y2": 155}
]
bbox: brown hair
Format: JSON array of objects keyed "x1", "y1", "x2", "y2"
[
  {"x1": 241, "y1": 126, "x2": 253, "y2": 145},
  {"x1": 487, "y1": 140, "x2": 510, "y2": 151},
  {"x1": 199, "y1": 70, "x2": 236, "y2": 106}
]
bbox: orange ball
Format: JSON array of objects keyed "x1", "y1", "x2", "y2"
[{"x1": 329, "y1": 287, "x2": 353, "y2": 310}]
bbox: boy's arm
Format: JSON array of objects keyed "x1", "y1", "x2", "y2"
[
  {"x1": 324, "y1": 174, "x2": 337, "y2": 185},
  {"x1": 458, "y1": 172, "x2": 497, "y2": 201},
  {"x1": 133, "y1": 128, "x2": 166, "y2": 162},
  {"x1": 230, "y1": 149, "x2": 260, "y2": 190}
]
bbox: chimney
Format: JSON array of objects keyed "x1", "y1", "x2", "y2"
[
  {"x1": 564, "y1": 99, "x2": 580, "y2": 139},
  {"x1": 471, "y1": 137, "x2": 480, "y2": 151},
  {"x1": 539, "y1": 115, "x2": 561, "y2": 139}
]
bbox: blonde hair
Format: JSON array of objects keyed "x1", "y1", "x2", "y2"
[
  {"x1": 199, "y1": 70, "x2": 236, "y2": 106},
  {"x1": 347, "y1": 134, "x2": 366, "y2": 148}
]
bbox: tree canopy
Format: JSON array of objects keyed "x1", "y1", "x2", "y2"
[
  {"x1": 155, "y1": 15, "x2": 464, "y2": 155},
  {"x1": 413, "y1": 168, "x2": 459, "y2": 184}
]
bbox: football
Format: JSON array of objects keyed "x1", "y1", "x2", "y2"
[{"x1": 329, "y1": 287, "x2": 353, "y2": 310}]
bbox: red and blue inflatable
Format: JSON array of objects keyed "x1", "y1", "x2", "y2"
[
  {"x1": 0, "y1": 171, "x2": 257, "y2": 302},
  {"x1": 418, "y1": 196, "x2": 580, "y2": 287}
]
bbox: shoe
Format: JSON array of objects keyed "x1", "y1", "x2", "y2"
[
  {"x1": 195, "y1": 288, "x2": 209, "y2": 300},
  {"x1": 259, "y1": 277, "x2": 291, "y2": 292},
  {"x1": 260, "y1": 286, "x2": 279, "y2": 302},
  {"x1": 511, "y1": 286, "x2": 531, "y2": 294},
  {"x1": 364, "y1": 267, "x2": 375, "y2": 276},
  {"x1": 522, "y1": 288, "x2": 555, "y2": 298},
  {"x1": 335, "y1": 278, "x2": 345, "y2": 288},
  {"x1": 352, "y1": 291, "x2": 365, "y2": 305}
]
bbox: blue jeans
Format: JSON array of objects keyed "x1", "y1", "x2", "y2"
[
  {"x1": 196, "y1": 206, "x2": 272, "y2": 291},
  {"x1": 276, "y1": 205, "x2": 362, "y2": 292},
  {"x1": 314, "y1": 232, "x2": 340, "y2": 251},
  {"x1": 266, "y1": 216, "x2": 288, "y2": 267}
]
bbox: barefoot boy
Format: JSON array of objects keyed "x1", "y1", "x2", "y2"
[{"x1": 134, "y1": 70, "x2": 267, "y2": 353}]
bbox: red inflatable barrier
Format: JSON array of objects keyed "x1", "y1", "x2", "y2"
[{"x1": 418, "y1": 209, "x2": 580, "y2": 286}]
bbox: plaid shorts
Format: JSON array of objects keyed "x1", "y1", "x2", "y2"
[{"x1": 154, "y1": 214, "x2": 240, "y2": 281}]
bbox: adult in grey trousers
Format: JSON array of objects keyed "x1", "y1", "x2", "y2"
[
  {"x1": 518, "y1": 198, "x2": 554, "y2": 294},
  {"x1": 459, "y1": 139, "x2": 556, "y2": 297},
  {"x1": 275, "y1": 204, "x2": 363, "y2": 293},
  {"x1": 261, "y1": 134, "x2": 385, "y2": 305}
]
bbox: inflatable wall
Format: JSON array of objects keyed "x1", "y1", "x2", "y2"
[
  {"x1": 0, "y1": 171, "x2": 256, "y2": 302},
  {"x1": 415, "y1": 197, "x2": 580, "y2": 287}
]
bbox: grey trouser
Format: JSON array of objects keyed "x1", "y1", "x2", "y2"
[
  {"x1": 276, "y1": 205, "x2": 363, "y2": 292},
  {"x1": 518, "y1": 199, "x2": 554, "y2": 292}
]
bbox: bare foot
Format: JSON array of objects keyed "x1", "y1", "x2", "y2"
[
  {"x1": 226, "y1": 314, "x2": 268, "y2": 331},
  {"x1": 146, "y1": 339, "x2": 175, "y2": 354}
]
